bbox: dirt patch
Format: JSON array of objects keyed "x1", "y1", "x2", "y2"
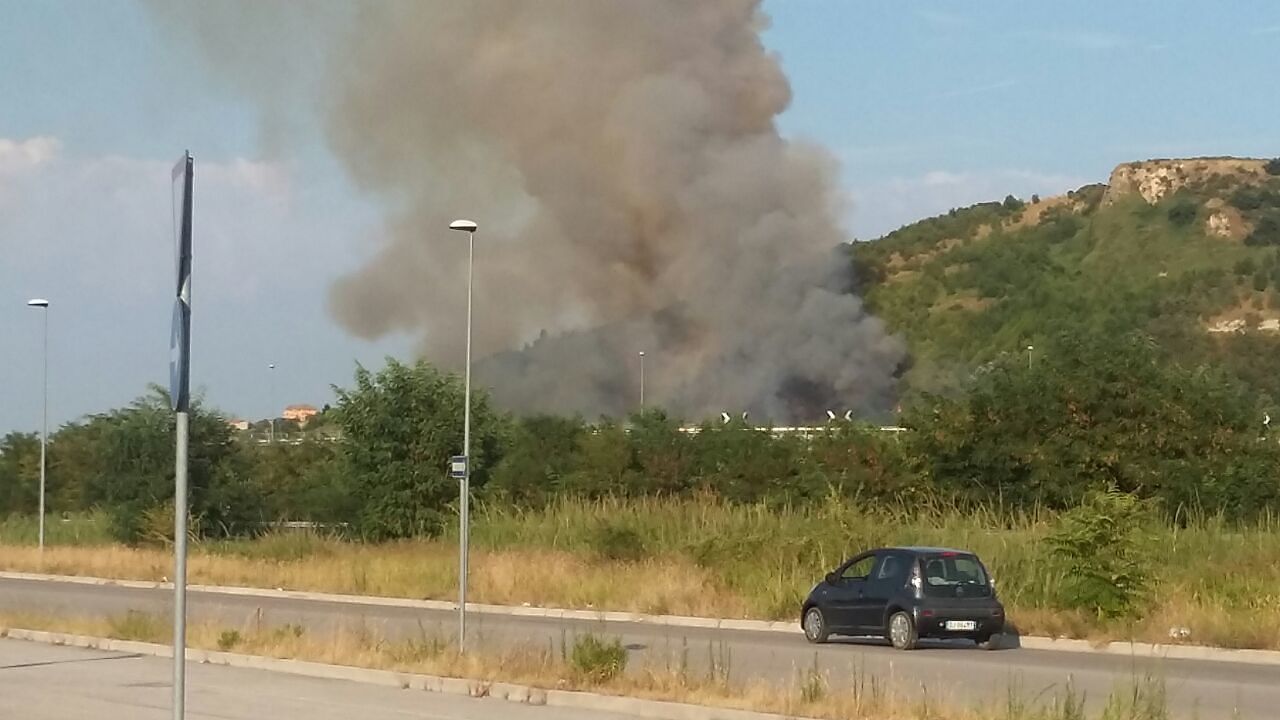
[
  {"x1": 933, "y1": 293, "x2": 992, "y2": 313},
  {"x1": 885, "y1": 236, "x2": 967, "y2": 270},
  {"x1": 1204, "y1": 293, "x2": 1280, "y2": 333},
  {"x1": 1205, "y1": 204, "x2": 1251, "y2": 242},
  {"x1": 1006, "y1": 194, "x2": 1073, "y2": 230}
]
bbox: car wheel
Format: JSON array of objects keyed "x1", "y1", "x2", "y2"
[
  {"x1": 888, "y1": 611, "x2": 917, "y2": 650},
  {"x1": 975, "y1": 633, "x2": 999, "y2": 650},
  {"x1": 803, "y1": 606, "x2": 830, "y2": 644}
]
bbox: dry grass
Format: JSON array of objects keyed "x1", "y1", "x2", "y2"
[
  {"x1": 0, "y1": 611, "x2": 1153, "y2": 720},
  {"x1": 0, "y1": 543, "x2": 749, "y2": 618},
  {"x1": 2, "y1": 498, "x2": 1277, "y2": 653}
]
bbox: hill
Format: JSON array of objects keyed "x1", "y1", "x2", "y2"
[{"x1": 850, "y1": 156, "x2": 1280, "y2": 399}]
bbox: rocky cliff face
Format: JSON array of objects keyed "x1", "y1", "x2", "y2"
[{"x1": 1103, "y1": 157, "x2": 1269, "y2": 205}]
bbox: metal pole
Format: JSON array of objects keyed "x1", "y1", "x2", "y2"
[
  {"x1": 639, "y1": 351, "x2": 645, "y2": 409},
  {"x1": 38, "y1": 307, "x2": 48, "y2": 552},
  {"x1": 268, "y1": 364, "x2": 276, "y2": 444},
  {"x1": 460, "y1": 229, "x2": 474, "y2": 654},
  {"x1": 173, "y1": 410, "x2": 189, "y2": 720}
]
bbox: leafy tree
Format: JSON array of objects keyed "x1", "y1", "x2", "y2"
[
  {"x1": 625, "y1": 410, "x2": 693, "y2": 496},
  {"x1": 62, "y1": 387, "x2": 253, "y2": 543},
  {"x1": 905, "y1": 331, "x2": 1280, "y2": 516},
  {"x1": 561, "y1": 421, "x2": 633, "y2": 497},
  {"x1": 245, "y1": 440, "x2": 352, "y2": 523},
  {"x1": 487, "y1": 414, "x2": 586, "y2": 506},
  {"x1": 0, "y1": 433, "x2": 41, "y2": 515},
  {"x1": 689, "y1": 422, "x2": 809, "y2": 503},
  {"x1": 334, "y1": 359, "x2": 506, "y2": 539}
]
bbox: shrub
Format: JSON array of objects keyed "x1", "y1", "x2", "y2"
[
  {"x1": 107, "y1": 611, "x2": 166, "y2": 642},
  {"x1": 1245, "y1": 214, "x2": 1280, "y2": 247},
  {"x1": 1048, "y1": 488, "x2": 1152, "y2": 618},
  {"x1": 1234, "y1": 257, "x2": 1257, "y2": 276},
  {"x1": 217, "y1": 629, "x2": 243, "y2": 651},
  {"x1": 1166, "y1": 197, "x2": 1198, "y2": 227},
  {"x1": 1254, "y1": 271, "x2": 1270, "y2": 292},
  {"x1": 591, "y1": 523, "x2": 646, "y2": 562},
  {"x1": 570, "y1": 634, "x2": 627, "y2": 683}
]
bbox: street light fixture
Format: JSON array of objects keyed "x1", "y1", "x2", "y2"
[
  {"x1": 448, "y1": 218, "x2": 478, "y2": 653},
  {"x1": 1026, "y1": 345, "x2": 1034, "y2": 370},
  {"x1": 26, "y1": 299, "x2": 49, "y2": 551}
]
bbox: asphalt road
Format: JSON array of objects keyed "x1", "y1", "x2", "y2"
[
  {"x1": 0, "y1": 576, "x2": 1276, "y2": 718},
  {"x1": 0, "y1": 638, "x2": 642, "y2": 720}
]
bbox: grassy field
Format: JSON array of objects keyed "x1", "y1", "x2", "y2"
[
  {"x1": 0, "y1": 609, "x2": 1170, "y2": 720},
  {"x1": 1, "y1": 498, "x2": 1278, "y2": 650}
]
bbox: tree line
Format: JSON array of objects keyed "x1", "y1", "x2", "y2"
[{"x1": 1, "y1": 328, "x2": 1277, "y2": 544}]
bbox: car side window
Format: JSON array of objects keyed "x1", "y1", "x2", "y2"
[
  {"x1": 841, "y1": 555, "x2": 876, "y2": 581},
  {"x1": 876, "y1": 554, "x2": 905, "y2": 581}
]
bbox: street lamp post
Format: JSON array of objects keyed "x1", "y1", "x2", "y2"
[
  {"x1": 26, "y1": 299, "x2": 49, "y2": 551},
  {"x1": 267, "y1": 363, "x2": 277, "y2": 443},
  {"x1": 638, "y1": 351, "x2": 646, "y2": 409},
  {"x1": 448, "y1": 218, "x2": 478, "y2": 653},
  {"x1": 1027, "y1": 345, "x2": 1034, "y2": 370}
]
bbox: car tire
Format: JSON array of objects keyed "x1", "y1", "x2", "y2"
[
  {"x1": 975, "y1": 633, "x2": 999, "y2": 650},
  {"x1": 888, "y1": 611, "x2": 918, "y2": 650},
  {"x1": 802, "y1": 606, "x2": 830, "y2": 644}
]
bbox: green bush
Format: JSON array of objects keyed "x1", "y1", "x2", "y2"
[
  {"x1": 1166, "y1": 197, "x2": 1198, "y2": 227},
  {"x1": 1245, "y1": 214, "x2": 1280, "y2": 247},
  {"x1": 1234, "y1": 257, "x2": 1258, "y2": 276},
  {"x1": 334, "y1": 359, "x2": 507, "y2": 540},
  {"x1": 217, "y1": 629, "x2": 243, "y2": 651},
  {"x1": 570, "y1": 634, "x2": 627, "y2": 683},
  {"x1": 591, "y1": 523, "x2": 646, "y2": 562},
  {"x1": 1048, "y1": 488, "x2": 1151, "y2": 618}
]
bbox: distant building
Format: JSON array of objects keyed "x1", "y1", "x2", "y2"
[
  {"x1": 227, "y1": 419, "x2": 250, "y2": 431},
  {"x1": 282, "y1": 404, "x2": 320, "y2": 426}
]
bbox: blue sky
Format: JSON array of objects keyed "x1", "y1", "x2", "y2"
[{"x1": 2, "y1": 0, "x2": 1278, "y2": 433}]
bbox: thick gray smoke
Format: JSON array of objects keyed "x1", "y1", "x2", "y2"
[{"x1": 147, "y1": 1, "x2": 905, "y2": 422}]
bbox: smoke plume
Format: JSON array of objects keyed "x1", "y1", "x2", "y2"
[{"x1": 147, "y1": 1, "x2": 905, "y2": 422}]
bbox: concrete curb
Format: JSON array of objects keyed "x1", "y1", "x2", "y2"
[
  {"x1": 3, "y1": 570, "x2": 1278, "y2": 667},
  {"x1": 2, "y1": 627, "x2": 798, "y2": 720}
]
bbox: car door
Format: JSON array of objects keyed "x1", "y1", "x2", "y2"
[
  {"x1": 855, "y1": 552, "x2": 909, "y2": 631},
  {"x1": 825, "y1": 554, "x2": 876, "y2": 630}
]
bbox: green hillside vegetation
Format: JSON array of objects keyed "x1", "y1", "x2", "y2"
[{"x1": 851, "y1": 158, "x2": 1280, "y2": 401}]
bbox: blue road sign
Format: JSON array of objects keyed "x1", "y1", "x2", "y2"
[
  {"x1": 449, "y1": 455, "x2": 468, "y2": 478},
  {"x1": 170, "y1": 152, "x2": 193, "y2": 412}
]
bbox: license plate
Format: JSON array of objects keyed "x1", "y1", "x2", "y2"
[{"x1": 944, "y1": 620, "x2": 977, "y2": 631}]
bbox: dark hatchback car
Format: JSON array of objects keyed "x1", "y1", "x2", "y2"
[{"x1": 801, "y1": 546, "x2": 1004, "y2": 650}]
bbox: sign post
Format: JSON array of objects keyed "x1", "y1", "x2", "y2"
[{"x1": 170, "y1": 151, "x2": 193, "y2": 720}]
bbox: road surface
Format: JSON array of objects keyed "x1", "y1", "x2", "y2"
[
  {"x1": 0, "y1": 638, "x2": 642, "y2": 720},
  {"x1": 0, "y1": 576, "x2": 1275, "y2": 718}
]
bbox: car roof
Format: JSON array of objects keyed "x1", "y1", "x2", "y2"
[{"x1": 885, "y1": 546, "x2": 975, "y2": 555}]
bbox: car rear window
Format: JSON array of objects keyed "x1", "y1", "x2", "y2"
[{"x1": 920, "y1": 553, "x2": 991, "y2": 597}]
